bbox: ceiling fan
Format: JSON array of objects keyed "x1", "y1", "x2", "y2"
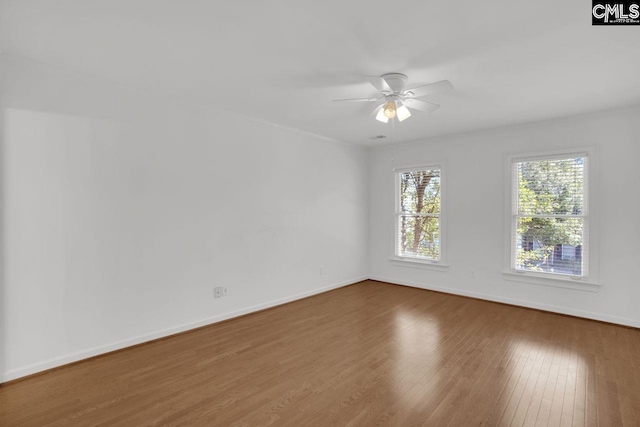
[{"x1": 332, "y1": 73, "x2": 453, "y2": 123}]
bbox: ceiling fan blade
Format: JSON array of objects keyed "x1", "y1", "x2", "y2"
[
  {"x1": 332, "y1": 97, "x2": 380, "y2": 102},
  {"x1": 403, "y1": 99, "x2": 440, "y2": 113},
  {"x1": 404, "y1": 80, "x2": 453, "y2": 98},
  {"x1": 365, "y1": 76, "x2": 391, "y2": 93}
]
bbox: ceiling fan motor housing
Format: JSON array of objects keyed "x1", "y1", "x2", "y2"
[{"x1": 381, "y1": 73, "x2": 408, "y2": 94}]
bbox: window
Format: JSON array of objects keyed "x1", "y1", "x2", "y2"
[
  {"x1": 395, "y1": 167, "x2": 442, "y2": 262},
  {"x1": 510, "y1": 153, "x2": 589, "y2": 278}
]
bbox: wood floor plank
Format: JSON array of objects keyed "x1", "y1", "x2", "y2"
[
  {"x1": 498, "y1": 338, "x2": 547, "y2": 426},
  {"x1": 548, "y1": 344, "x2": 570, "y2": 427},
  {"x1": 1, "y1": 280, "x2": 639, "y2": 426}
]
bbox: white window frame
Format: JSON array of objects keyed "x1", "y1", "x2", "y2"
[
  {"x1": 390, "y1": 164, "x2": 448, "y2": 270},
  {"x1": 503, "y1": 147, "x2": 599, "y2": 291}
]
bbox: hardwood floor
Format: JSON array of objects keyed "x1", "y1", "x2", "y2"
[{"x1": 1, "y1": 280, "x2": 639, "y2": 426}]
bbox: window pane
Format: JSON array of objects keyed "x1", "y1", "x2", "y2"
[
  {"x1": 517, "y1": 158, "x2": 584, "y2": 216},
  {"x1": 515, "y1": 217, "x2": 583, "y2": 275},
  {"x1": 397, "y1": 215, "x2": 440, "y2": 260},
  {"x1": 399, "y1": 170, "x2": 441, "y2": 214}
]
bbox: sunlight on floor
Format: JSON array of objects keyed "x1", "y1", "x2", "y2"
[{"x1": 391, "y1": 309, "x2": 442, "y2": 409}]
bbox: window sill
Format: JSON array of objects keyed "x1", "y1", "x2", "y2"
[
  {"x1": 502, "y1": 270, "x2": 600, "y2": 292},
  {"x1": 389, "y1": 258, "x2": 450, "y2": 271}
]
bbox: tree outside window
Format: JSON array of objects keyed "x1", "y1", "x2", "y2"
[
  {"x1": 396, "y1": 168, "x2": 441, "y2": 261},
  {"x1": 513, "y1": 156, "x2": 586, "y2": 276}
]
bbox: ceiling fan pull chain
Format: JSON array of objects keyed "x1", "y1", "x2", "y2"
[{"x1": 391, "y1": 116, "x2": 395, "y2": 144}]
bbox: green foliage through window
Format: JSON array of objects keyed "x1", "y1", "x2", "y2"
[
  {"x1": 514, "y1": 156, "x2": 586, "y2": 276},
  {"x1": 397, "y1": 169, "x2": 441, "y2": 260}
]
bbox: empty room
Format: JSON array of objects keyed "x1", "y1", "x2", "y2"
[{"x1": 1, "y1": 0, "x2": 639, "y2": 426}]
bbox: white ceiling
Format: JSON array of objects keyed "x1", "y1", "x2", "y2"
[{"x1": 2, "y1": 0, "x2": 640, "y2": 146}]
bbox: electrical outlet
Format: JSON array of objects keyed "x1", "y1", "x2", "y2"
[
  {"x1": 214, "y1": 286, "x2": 223, "y2": 298},
  {"x1": 320, "y1": 266, "x2": 324, "y2": 275},
  {"x1": 222, "y1": 286, "x2": 229, "y2": 296},
  {"x1": 470, "y1": 270, "x2": 476, "y2": 279}
]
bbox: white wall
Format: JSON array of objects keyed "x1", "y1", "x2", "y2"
[
  {"x1": 369, "y1": 108, "x2": 640, "y2": 328},
  {"x1": 0, "y1": 55, "x2": 369, "y2": 381}
]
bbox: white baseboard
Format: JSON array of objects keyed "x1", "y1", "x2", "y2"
[
  {"x1": 369, "y1": 275, "x2": 640, "y2": 329},
  {"x1": 1, "y1": 276, "x2": 367, "y2": 383},
  {"x1": 5, "y1": 274, "x2": 635, "y2": 383}
]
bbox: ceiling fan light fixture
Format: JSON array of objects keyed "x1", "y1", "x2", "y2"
[
  {"x1": 383, "y1": 101, "x2": 397, "y2": 119},
  {"x1": 397, "y1": 104, "x2": 411, "y2": 122},
  {"x1": 375, "y1": 107, "x2": 389, "y2": 123}
]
